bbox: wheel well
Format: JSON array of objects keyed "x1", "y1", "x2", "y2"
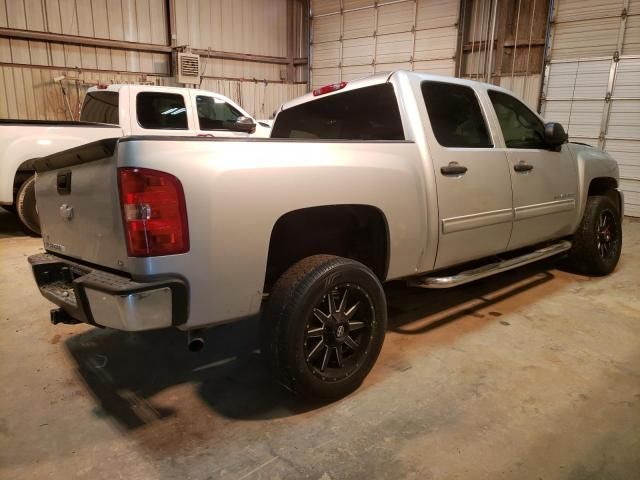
[
  {"x1": 9, "y1": 162, "x2": 35, "y2": 203},
  {"x1": 264, "y1": 205, "x2": 389, "y2": 292},
  {"x1": 588, "y1": 177, "x2": 620, "y2": 211}
]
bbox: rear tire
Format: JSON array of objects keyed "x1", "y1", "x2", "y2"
[
  {"x1": 566, "y1": 195, "x2": 621, "y2": 275},
  {"x1": 261, "y1": 255, "x2": 387, "y2": 399},
  {"x1": 16, "y1": 175, "x2": 41, "y2": 236}
]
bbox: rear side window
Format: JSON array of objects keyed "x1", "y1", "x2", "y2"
[
  {"x1": 80, "y1": 91, "x2": 119, "y2": 124},
  {"x1": 422, "y1": 82, "x2": 492, "y2": 148},
  {"x1": 271, "y1": 83, "x2": 404, "y2": 140},
  {"x1": 136, "y1": 92, "x2": 187, "y2": 130}
]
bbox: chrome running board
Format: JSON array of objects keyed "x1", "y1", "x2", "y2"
[{"x1": 408, "y1": 240, "x2": 572, "y2": 289}]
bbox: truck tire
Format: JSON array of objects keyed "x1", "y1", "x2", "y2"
[
  {"x1": 566, "y1": 195, "x2": 621, "y2": 275},
  {"x1": 261, "y1": 255, "x2": 387, "y2": 399},
  {"x1": 16, "y1": 175, "x2": 41, "y2": 236}
]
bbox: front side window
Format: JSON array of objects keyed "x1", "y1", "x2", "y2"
[
  {"x1": 136, "y1": 92, "x2": 187, "y2": 130},
  {"x1": 488, "y1": 90, "x2": 545, "y2": 149},
  {"x1": 422, "y1": 81, "x2": 492, "y2": 148},
  {"x1": 196, "y1": 96, "x2": 243, "y2": 130},
  {"x1": 271, "y1": 83, "x2": 405, "y2": 140}
]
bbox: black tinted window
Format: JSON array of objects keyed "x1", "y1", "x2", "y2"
[
  {"x1": 136, "y1": 92, "x2": 187, "y2": 130},
  {"x1": 488, "y1": 90, "x2": 545, "y2": 148},
  {"x1": 271, "y1": 83, "x2": 404, "y2": 140},
  {"x1": 80, "y1": 91, "x2": 119, "y2": 124},
  {"x1": 196, "y1": 95, "x2": 242, "y2": 130},
  {"x1": 422, "y1": 82, "x2": 492, "y2": 148}
]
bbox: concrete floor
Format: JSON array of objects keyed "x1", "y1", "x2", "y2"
[{"x1": 1, "y1": 209, "x2": 639, "y2": 480}]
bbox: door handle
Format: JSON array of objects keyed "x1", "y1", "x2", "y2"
[
  {"x1": 440, "y1": 162, "x2": 468, "y2": 176},
  {"x1": 514, "y1": 161, "x2": 534, "y2": 173}
]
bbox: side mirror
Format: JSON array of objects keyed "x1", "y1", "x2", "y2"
[
  {"x1": 231, "y1": 116, "x2": 256, "y2": 134},
  {"x1": 544, "y1": 122, "x2": 568, "y2": 146}
]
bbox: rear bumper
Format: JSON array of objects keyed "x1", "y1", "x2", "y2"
[{"x1": 28, "y1": 253, "x2": 188, "y2": 331}]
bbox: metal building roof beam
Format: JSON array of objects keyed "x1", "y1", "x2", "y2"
[{"x1": 0, "y1": 28, "x2": 308, "y2": 66}]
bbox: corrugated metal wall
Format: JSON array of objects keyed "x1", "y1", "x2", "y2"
[
  {"x1": 309, "y1": 0, "x2": 460, "y2": 88},
  {"x1": 458, "y1": 0, "x2": 548, "y2": 109},
  {"x1": 0, "y1": 0, "x2": 170, "y2": 74},
  {"x1": 0, "y1": 0, "x2": 308, "y2": 120},
  {"x1": 174, "y1": 0, "x2": 306, "y2": 83},
  {"x1": 498, "y1": 74, "x2": 542, "y2": 109},
  {"x1": 542, "y1": 0, "x2": 640, "y2": 216},
  {"x1": 0, "y1": 65, "x2": 171, "y2": 120}
]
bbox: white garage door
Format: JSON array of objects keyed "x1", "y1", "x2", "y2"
[
  {"x1": 542, "y1": 0, "x2": 640, "y2": 217},
  {"x1": 310, "y1": 0, "x2": 460, "y2": 88}
]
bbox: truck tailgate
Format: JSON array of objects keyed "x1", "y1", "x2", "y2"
[{"x1": 34, "y1": 138, "x2": 129, "y2": 272}]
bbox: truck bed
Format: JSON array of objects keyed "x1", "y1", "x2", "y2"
[{"x1": 32, "y1": 135, "x2": 426, "y2": 328}]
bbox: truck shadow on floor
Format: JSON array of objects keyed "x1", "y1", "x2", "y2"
[
  {"x1": 64, "y1": 259, "x2": 560, "y2": 431},
  {"x1": 385, "y1": 262, "x2": 556, "y2": 335},
  {"x1": 0, "y1": 210, "x2": 27, "y2": 238}
]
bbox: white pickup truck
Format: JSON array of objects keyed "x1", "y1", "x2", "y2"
[
  {"x1": 28, "y1": 71, "x2": 623, "y2": 399},
  {"x1": 0, "y1": 84, "x2": 271, "y2": 234}
]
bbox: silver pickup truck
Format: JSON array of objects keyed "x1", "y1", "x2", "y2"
[{"x1": 28, "y1": 71, "x2": 623, "y2": 399}]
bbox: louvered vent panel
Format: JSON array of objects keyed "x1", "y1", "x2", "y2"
[{"x1": 177, "y1": 53, "x2": 201, "y2": 84}]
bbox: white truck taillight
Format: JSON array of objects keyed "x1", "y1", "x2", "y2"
[{"x1": 117, "y1": 168, "x2": 189, "y2": 257}]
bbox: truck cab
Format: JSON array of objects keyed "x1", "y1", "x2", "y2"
[
  {"x1": 80, "y1": 84, "x2": 271, "y2": 138},
  {"x1": 1, "y1": 84, "x2": 270, "y2": 234}
]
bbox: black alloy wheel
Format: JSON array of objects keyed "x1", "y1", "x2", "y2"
[
  {"x1": 261, "y1": 255, "x2": 387, "y2": 399},
  {"x1": 595, "y1": 209, "x2": 619, "y2": 260},
  {"x1": 304, "y1": 283, "x2": 374, "y2": 382},
  {"x1": 566, "y1": 194, "x2": 622, "y2": 275}
]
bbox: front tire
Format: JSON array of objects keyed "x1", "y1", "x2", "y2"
[
  {"x1": 261, "y1": 255, "x2": 387, "y2": 399},
  {"x1": 566, "y1": 195, "x2": 622, "y2": 275},
  {"x1": 16, "y1": 175, "x2": 41, "y2": 236}
]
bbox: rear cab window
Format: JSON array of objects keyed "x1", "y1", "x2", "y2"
[
  {"x1": 136, "y1": 92, "x2": 188, "y2": 130},
  {"x1": 271, "y1": 83, "x2": 405, "y2": 140},
  {"x1": 80, "y1": 91, "x2": 119, "y2": 124},
  {"x1": 421, "y1": 81, "x2": 492, "y2": 148}
]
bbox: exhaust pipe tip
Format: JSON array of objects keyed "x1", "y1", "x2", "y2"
[{"x1": 187, "y1": 330, "x2": 205, "y2": 352}]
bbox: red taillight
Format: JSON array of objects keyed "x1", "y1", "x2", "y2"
[
  {"x1": 118, "y1": 168, "x2": 189, "y2": 257},
  {"x1": 312, "y1": 81, "x2": 347, "y2": 96}
]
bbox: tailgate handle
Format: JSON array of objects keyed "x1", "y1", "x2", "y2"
[{"x1": 57, "y1": 171, "x2": 72, "y2": 195}]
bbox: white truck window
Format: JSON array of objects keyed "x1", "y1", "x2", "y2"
[
  {"x1": 195, "y1": 96, "x2": 242, "y2": 130},
  {"x1": 271, "y1": 84, "x2": 405, "y2": 140},
  {"x1": 136, "y1": 92, "x2": 188, "y2": 130},
  {"x1": 80, "y1": 91, "x2": 119, "y2": 125},
  {"x1": 422, "y1": 82, "x2": 492, "y2": 148},
  {"x1": 488, "y1": 90, "x2": 545, "y2": 149}
]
